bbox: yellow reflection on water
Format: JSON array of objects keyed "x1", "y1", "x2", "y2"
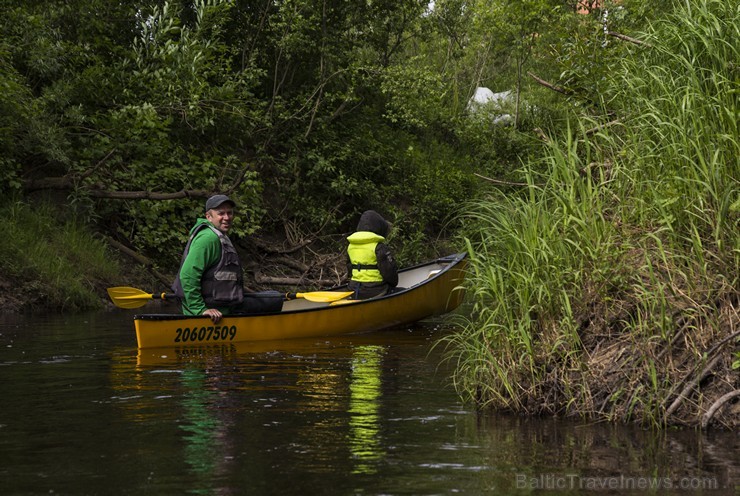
[
  {"x1": 348, "y1": 345, "x2": 385, "y2": 475},
  {"x1": 112, "y1": 339, "x2": 392, "y2": 477}
]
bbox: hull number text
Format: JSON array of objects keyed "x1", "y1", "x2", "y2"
[{"x1": 174, "y1": 325, "x2": 237, "y2": 343}]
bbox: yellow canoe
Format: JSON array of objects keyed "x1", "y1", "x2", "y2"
[{"x1": 133, "y1": 253, "x2": 467, "y2": 349}]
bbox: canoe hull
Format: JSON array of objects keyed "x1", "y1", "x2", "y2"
[{"x1": 134, "y1": 253, "x2": 466, "y2": 349}]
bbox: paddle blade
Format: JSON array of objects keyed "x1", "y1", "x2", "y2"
[
  {"x1": 296, "y1": 291, "x2": 354, "y2": 303},
  {"x1": 107, "y1": 286, "x2": 155, "y2": 309},
  {"x1": 329, "y1": 299, "x2": 360, "y2": 307}
]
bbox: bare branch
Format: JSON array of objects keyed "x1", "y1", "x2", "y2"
[
  {"x1": 585, "y1": 119, "x2": 621, "y2": 136},
  {"x1": 527, "y1": 72, "x2": 573, "y2": 96},
  {"x1": 701, "y1": 390, "x2": 740, "y2": 429},
  {"x1": 665, "y1": 354, "x2": 723, "y2": 418},
  {"x1": 254, "y1": 273, "x2": 336, "y2": 287},
  {"x1": 23, "y1": 177, "x2": 235, "y2": 201},
  {"x1": 474, "y1": 172, "x2": 538, "y2": 187},
  {"x1": 607, "y1": 31, "x2": 652, "y2": 48},
  {"x1": 251, "y1": 237, "x2": 312, "y2": 254},
  {"x1": 105, "y1": 237, "x2": 172, "y2": 286}
]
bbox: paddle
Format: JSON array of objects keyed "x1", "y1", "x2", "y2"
[{"x1": 106, "y1": 286, "x2": 353, "y2": 309}]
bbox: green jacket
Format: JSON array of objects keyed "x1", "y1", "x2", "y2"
[{"x1": 173, "y1": 218, "x2": 243, "y2": 316}]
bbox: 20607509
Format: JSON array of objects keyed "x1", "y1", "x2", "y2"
[{"x1": 174, "y1": 325, "x2": 237, "y2": 343}]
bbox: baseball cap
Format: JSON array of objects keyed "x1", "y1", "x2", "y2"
[{"x1": 205, "y1": 194, "x2": 235, "y2": 211}]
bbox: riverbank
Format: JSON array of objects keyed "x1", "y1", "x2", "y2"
[
  {"x1": 0, "y1": 274, "x2": 25, "y2": 314},
  {"x1": 441, "y1": 0, "x2": 739, "y2": 431},
  {"x1": 0, "y1": 200, "x2": 121, "y2": 314}
]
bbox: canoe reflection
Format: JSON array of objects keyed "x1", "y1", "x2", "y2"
[
  {"x1": 135, "y1": 333, "x2": 408, "y2": 367},
  {"x1": 117, "y1": 335, "x2": 402, "y2": 480}
]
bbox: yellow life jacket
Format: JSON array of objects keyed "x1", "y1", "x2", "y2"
[{"x1": 347, "y1": 231, "x2": 385, "y2": 282}]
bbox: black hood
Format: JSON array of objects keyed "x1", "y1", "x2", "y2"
[{"x1": 356, "y1": 210, "x2": 390, "y2": 238}]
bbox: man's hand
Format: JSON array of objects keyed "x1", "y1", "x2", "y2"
[{"x1": 202, "y1": 308, "x2": 223, "y2": 323}]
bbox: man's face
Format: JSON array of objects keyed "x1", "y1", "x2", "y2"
[{"x1": 206, "y1": 205, "x2": 235, "y2": 233}]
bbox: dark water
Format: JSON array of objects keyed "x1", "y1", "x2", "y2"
[{"x1": 0, "y1": 311, "x2": 737, "y2": 495}]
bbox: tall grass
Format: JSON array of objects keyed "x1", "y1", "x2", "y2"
[
  {"x1": 446, "y1": 129, "x2": 622, "y2": 412},
  {"x1": 444, "y1": 0, "x2": 738, "y2": 426},
  {"x1": 0, "y1": 199, "x2": 120, "y2": 312},
  {"x1": 612, "y1": 0, "x2": 739, "y2": 258}
]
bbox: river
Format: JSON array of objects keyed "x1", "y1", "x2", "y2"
[{"x1": 0, "y1": 311, "x2": 736, "y2": 495}]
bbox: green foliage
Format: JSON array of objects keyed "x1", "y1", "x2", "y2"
[
  {"x1": 5, "y1": 0, "x2": 707, "y2": 281},
  {"x1": 380, "y1": 61, "x2": 448, "y2": 129},
  {"x1": 2, "y1": 0, "x2": 552, "y2": 269},
  {"x1": 0, "y1": 52, "x2": 26, "y2": 192}
]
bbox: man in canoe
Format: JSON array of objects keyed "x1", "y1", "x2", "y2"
[
  {"x1": 346, "y1": 210, "x2": 399, "y2": 299},
  {"x1": 172, "y1": 194, "x2": 282, "y2": 323}
]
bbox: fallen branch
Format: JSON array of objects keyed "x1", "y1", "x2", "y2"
[
  {"x1": 254, "y1": 273, "x2": 336, "y2": 288},
  {"x1": 702, "y1": 329, "x2": 740, "y2": 358},
  {"x1": 527, "y1": 72, "x2": 573, "y2": 96},
  {"x1": 585, "y1": 119, "x2": 621, "y2": 136},
  {"x1": 701, "y1": 390, "x2": 740, "y2": 429},
  {"x1": 665, "y1": 353, "x2": 723, "y2": 418},
  {"x1": 474, "y1": 173, "x2": 537, "y2": 187},
  {"x1": 663, "y1": 327, "x2": 739, "y2": 396},
  {"x1": 251, "y1": 237, "x2": 312, "y2": 254},
  {"x1": 87, "y1": 189, "x2": 212, "y2": 200},
  {"x1": 24, "y1": 168, "x2": 253, "y2": 200},
  {"x1": 607, "y1": 31, "x2": 652, "y2": 48},
  {"x1": 273, "y1": 255, "x2": 310, "y2": 273},
  {"x1": 106, "y1": 237, "x2": 172, "y2": 287},
  {"x1": 24, "y1": 177, "x2": 212, "y2": 200}
]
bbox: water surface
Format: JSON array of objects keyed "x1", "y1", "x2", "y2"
[{"x1": 0, "y1": 311, "x2": 736, "y2": 495}]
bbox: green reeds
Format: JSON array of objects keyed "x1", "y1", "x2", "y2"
[
  {"x1": 445, "y1": 0, "x2": 738, "y2": 427},
  {"x1": 446, "y1": 128, "x2": 620, "y2": 411}
]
